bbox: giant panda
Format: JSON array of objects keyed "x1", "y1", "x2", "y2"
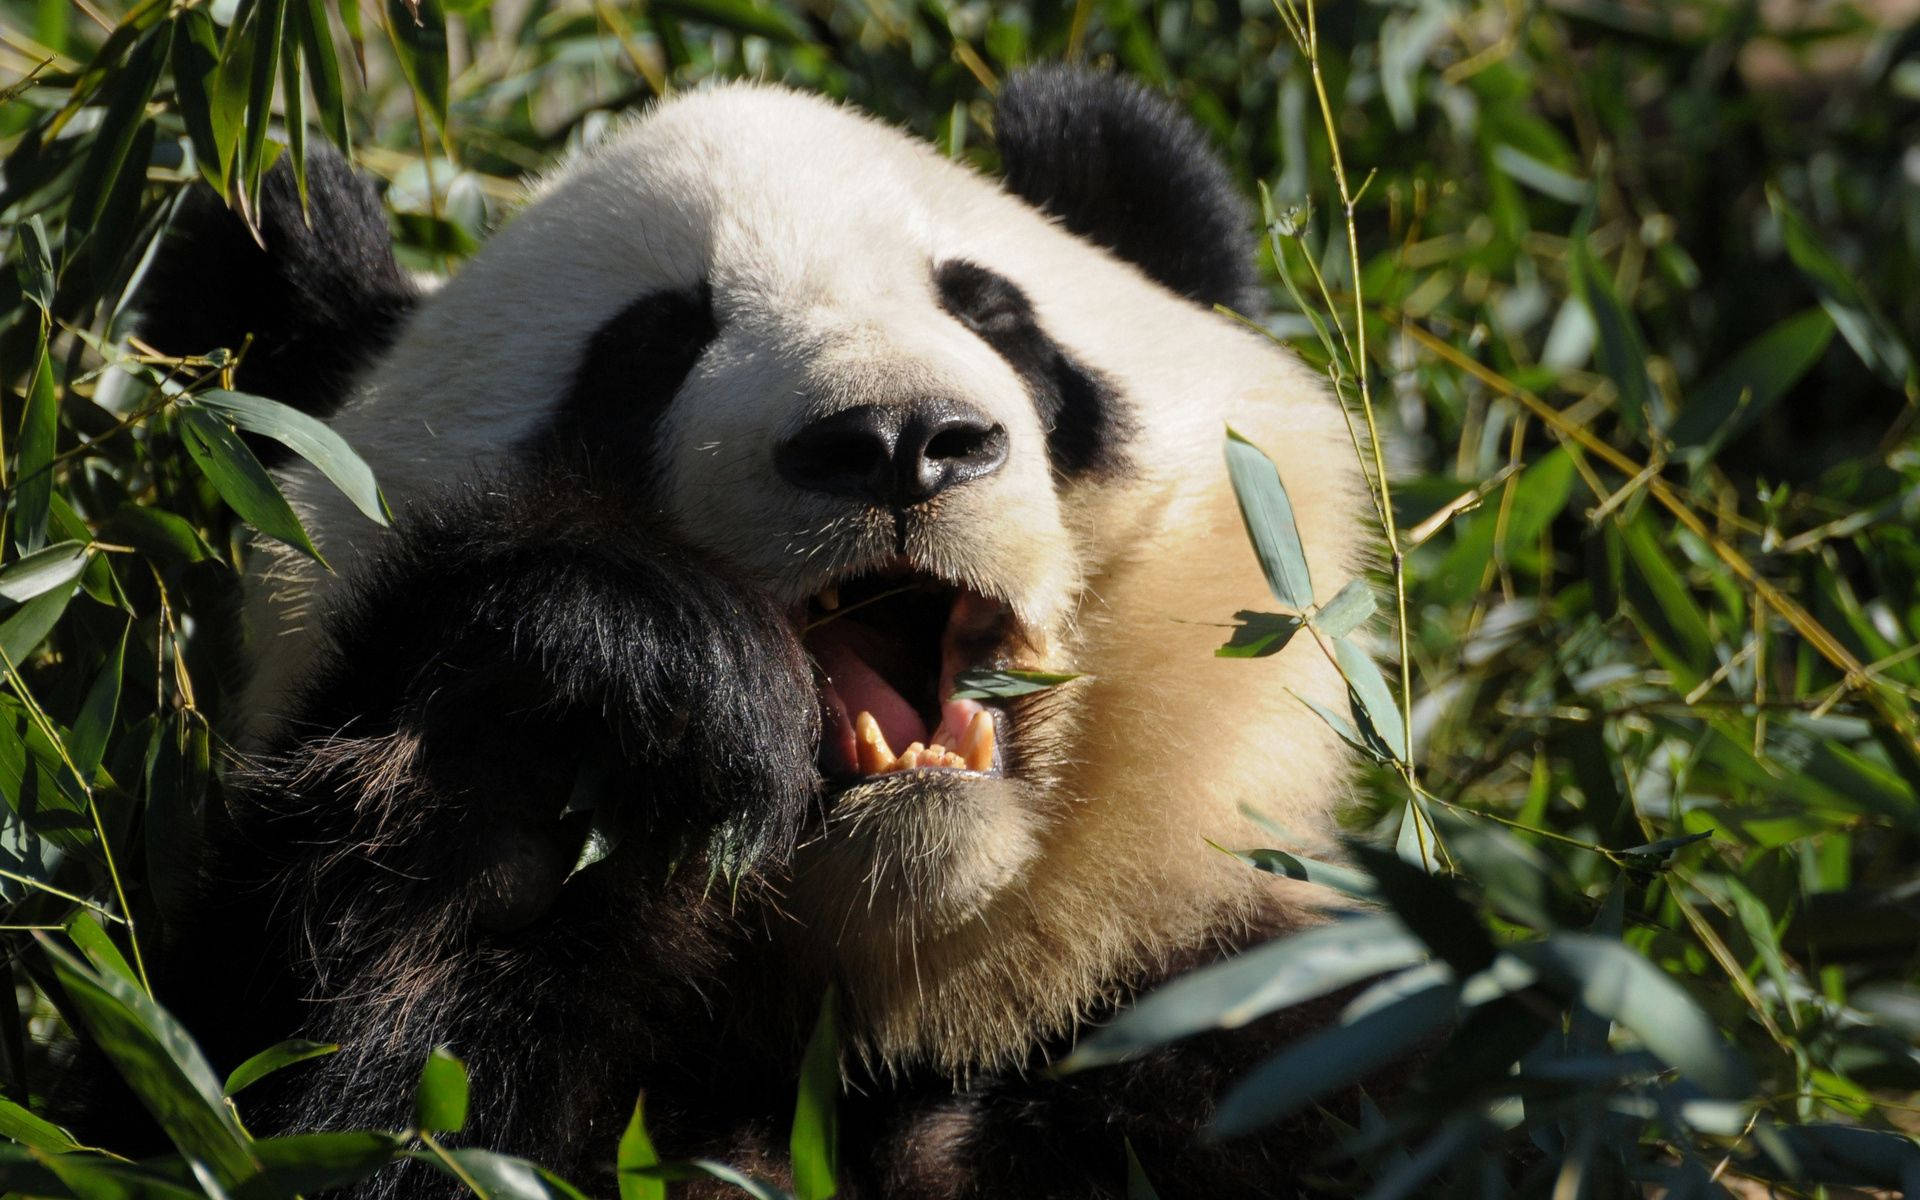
[{"x1": 104, "y1": 67, "x2": 1368, "y2": 1198}]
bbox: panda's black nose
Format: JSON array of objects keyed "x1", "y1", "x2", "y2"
[{"x1": 775, "y1": 401, "x2": 1009, "y2": 508}]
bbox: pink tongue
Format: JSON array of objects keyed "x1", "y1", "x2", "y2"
[{"x1": 807, "y1": 623, "x2": 928, "y2": 754}]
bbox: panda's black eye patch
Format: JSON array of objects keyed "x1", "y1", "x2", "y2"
[
  {"x1": 538, "y1": 283, "x2": 718, "y2": 477},
  {"x1": 933, "y1": 261, "x2": 1132, "y2": 480}
]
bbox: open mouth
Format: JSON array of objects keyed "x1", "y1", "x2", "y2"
[{"x1": 800, "y1": 568, "x2": 1029, "y2": 787}]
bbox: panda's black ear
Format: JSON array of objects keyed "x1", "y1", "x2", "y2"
[
  {"x1": 137, "y1": 145, "x2": 416, "y2": 430},
  {"x1": 994, "y1": 66, "x2": 1258, "y2": 314}
]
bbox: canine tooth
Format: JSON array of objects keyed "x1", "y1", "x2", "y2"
[
  {"x1": 855, "y1": 711, "x2": 896, "y2": 775},
  {"x1": 961, "y1": 711, "x2": 995, "y2": 772},
  {"x1": 819, "y1": 585, "x2": 840, "y2": 611}
]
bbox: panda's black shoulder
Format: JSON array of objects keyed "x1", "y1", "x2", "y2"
[{"x1": 136, "y1": 148, "x2": 417, "y2": 438}]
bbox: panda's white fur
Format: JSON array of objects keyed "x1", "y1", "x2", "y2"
[{"x1": 245, "y1": 81, "x2": 1364, "y2": 1077}]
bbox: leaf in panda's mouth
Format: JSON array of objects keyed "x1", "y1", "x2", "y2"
[
  {"x1": 800, "y1": 570, "x2": 1029, "y2": 782},
  {"x1": 948, "y1": 668, "x2": 1083, "y2": 699}
]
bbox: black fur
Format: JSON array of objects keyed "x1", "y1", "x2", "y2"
[
  {"x1": 935, "y1": 259, "x2": 1134, "y2": 479},
  {"x1": 539, "y1": 284, "x2": 719, "y2": 473},
  {"x1": 136, "y1": 146, "x2": 416, "y2": 440},
  {"x1": 996, "y1": 67, "x2": 1259, "y2": 314},
  {"x1": 87, "y1": 468, "x2": 822, "y2": 1192}
]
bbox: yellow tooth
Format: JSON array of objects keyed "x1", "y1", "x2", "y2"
[
  {"x1": 926, "y1": 743, "x2": 947, "y2": 759},
  {"x1": 819, "y1": 585, "x2": 840, "y2": 611},
  {"x1": 855, "y1": 711, "x2": 896, "y2": 775},
  {"x1": 961, "y1": 711, "x2": 995, "y2": 772},
  {"x1": 895, "y1": 743, "x2": 925, "y2": 771}
]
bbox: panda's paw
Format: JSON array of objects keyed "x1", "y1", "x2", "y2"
[{"x1": 264, "y1": 466, "x2": 821, "y2": 922}]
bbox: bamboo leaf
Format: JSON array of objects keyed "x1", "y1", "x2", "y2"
[
  {"x1": 414, "y1": 1046, "x2": 469, "y2": 1133},
  {"x1": 225, "y1": 1038, "x2": 340, "y2": 1097},
  {"x1": 1224, "y1": 428, "x2": 1314, "y2": 611},
  {"x1": 194, "y1": 389, "x2": 388, "y2": 525},
  {"x1": 176, "y1": 405, "x2": 326, "y2": 564},
  {"x1": 789, "y1": 987, "x2": 840, "y2": 1200}
]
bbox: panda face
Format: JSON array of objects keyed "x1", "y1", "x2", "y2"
[
  {"x1": 401, "y1": 87, "x2": 1155, "y2": 910},
  {"x1": 259, "y1": 78, "x2": 1365, "y2": 1070}
]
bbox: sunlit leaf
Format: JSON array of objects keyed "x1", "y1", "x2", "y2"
[
  {"x1": 1224, "y1": 428, "x2": 1313, "y2": 611},
  {"x1": 1215, "y1": 611, "x2": 1302, "y2": 658},
  {"x1": 1063, "y1": 914, "x2": 1427, "y2": 1070},
  {"x1": 41, "y1": 940, "x2": 256, "y2": 1183},
  {"x1": 949, "y1": 669, "x2": 1080, "y2": 700},
  {"x1": 789, "y1": 988, "x2": 840, "y2": 1200},
  {"x1": 193, "y1": 390, "x2": 389, "y2": 526},
  {"x1": 176, "y1": 405, "x2": 326, "y2": 564},
  {"x1": 0, "y1": 541, "x2": 88, "y2": 606},
  {"x1": 1211, "y1": 981, "x2": 1459, "y2": 1139},
  {"x1": 414, "y1": 1046, "x2": 469, "y2": 1133},
  {"x1": 1308, "y1": 579, "x2": 1375, "y2": 639},
  {"x1": 225, "y1": 1039, "x2": 340, "y2": 1097},
  {"x1": 617, "y1": 1095, "x2": 666, "y2": 1200},
  {"x1": 1516, "y1": 933, "x2": 1754, "y2": 1098}
]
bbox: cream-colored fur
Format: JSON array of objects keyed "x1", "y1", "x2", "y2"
[{"x1": 249, "y1": 82, "x2": 1368, "y2": 1074}]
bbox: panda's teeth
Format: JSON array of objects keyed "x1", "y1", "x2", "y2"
[
  {"x1": 855, "y1": 711, "x2": 896, "y2": 774},
  {"x1": 959, "y1": 710, "x2": 995, "y2": 772},
  {"x1": 852, "y1": 709, "x2": 990, "y2": 776},
  {"x1": 818, "y1": 585, "x2": 841, "y2": 611}
]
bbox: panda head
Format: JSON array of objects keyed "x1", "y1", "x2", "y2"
[{"x1": 226, "y1": 70, "x2": 1364, "y2": 1071}]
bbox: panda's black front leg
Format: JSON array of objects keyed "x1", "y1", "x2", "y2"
[{"x1": 159, "y1": 466, "x2": 820, "y2": 1192}]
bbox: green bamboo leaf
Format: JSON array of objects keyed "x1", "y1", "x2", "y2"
[
  {"x1": 949, "y1": 669, "x2": 1080, "y2": 700},
  {"x1": 1062, "y1": 914, "x2": 1427, "y2": 1070},
  {"x1": 281, "y1": 34, "x2": 308, "y2": 207},
  {"x1": 194, "y1": 389, "x2": 388, "y2": 525},
  {"x1": 0, "y1": 541, "x2": 88, "y2": 606},
  {"x1": 1516, "y1": 933, "x2": 1755, "y2": 1098},
  {"x1": 0, "y1": 583, "x2": 77, "y2": 669},
  {"x1": 171, "y1": 9, "x2": 228, "y2": 192},
  {"x1": 65, "y1": 909, "x2": 135, "y2": 982},
  {"x1": 1221, "y1": 844, "x2": 1382, "y2": 902},
  {"x1": 1669, "y1": 308, "x2": 1835, "y2": 463},
  {"x1": 1767, "y1": 186, "x2": 1915, "y2": 389},
  {"x1": 250, "y1": 1131, "x2": 406, "y2": 1196},
  {"x1": 414, "y1": 1147, "x2": 554, "y2": 1199},
  {"x1": 176, "y1": 405, "x2": 326, "y2": 564},
  {"x1": 225, "y1": 1038, "x2": 340, "y2": 1097},
  {"x1": 65, "y1": 28, "x2": 166, "y2": 247},
  {"x1": 13, "y1": 331, "x2": 59, "y2": 556},
  {"x1": 41, "y1": 939, "x2": 257, "y2": 1183},
  {"x1": 617, "y1": 1095, "x2": 667, "y2": 1200},
  {"x1": 1308, "y1": 579, "x2": 1375, "y2": 639},
  {"x1": 1570, "y1": 214, "x2": 1655, "y2": 432},
  {"x1": 240, "y1": 0, "x2": 290, "y2": 208},
  {"x1": 0, "y1": 1097, "x2": 79, "y2": 1153},
  {"x1": 789, "y1": 987, "x2": 840, "y2": 1200},
  {"x1": 1334, "y1": 637, "x2": 1406, "y2": 763},
  {"x1": 1210, "y1": 980, "x2": 1459, "y2": 1139},
  {"x1": 1215, "y1": 610, "x2": 1302, "y2": 658},
  {"x1": 1123, "y1": 1142, "x2": 1162, "y2": 1200},
  {"x1": 293, "y1": 0, "x2": 350, "y2": 151},
  {"x1": 68, "y1": 618, "x2": 126, "y2": 777},
  {"x1": 414, "y1": 1046, "x2": 469, "y2": 1133},
  {"x1": 386, "y1": 0, "x2": 449, "y2": 132},
  {"x1": 1224, "y1": 428, "x2": 1313, "y2": 611},
  {"x1": 15, "y1": 215, "x2": 53, "y2": 311},
  {"x1": 1290, "y1": 689, "x2": 1383, "y2": 762}
]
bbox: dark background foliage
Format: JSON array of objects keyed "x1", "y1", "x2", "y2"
[{"x1": 0, "y1": 0, "x2": 1917, "y2": 1195}]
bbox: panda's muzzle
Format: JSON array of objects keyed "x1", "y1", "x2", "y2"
[{"x1": 801, "y1": 571, "x2": 1027, "y2": 785}]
